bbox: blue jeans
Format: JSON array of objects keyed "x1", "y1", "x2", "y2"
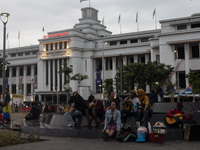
[{"x1": 64, "y1": 110, "x2": 83, "y2": 126}]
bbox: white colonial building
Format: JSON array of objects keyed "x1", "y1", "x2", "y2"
[{"x1": 1, "y1": 7, "x2": 200, "y2": 104}]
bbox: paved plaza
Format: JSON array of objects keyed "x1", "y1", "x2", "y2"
[{"x1": 0, "y1": 113, "x2": 199, "y2": 150}]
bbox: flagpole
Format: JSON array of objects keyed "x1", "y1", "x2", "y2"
[
  {"x1": 120, "y1": 22, "x2": 121, "y2": 34},
  {"x1": 155, "y1": 11, "x2": 157, "y2": 29},
  {"x1": 89, "y1": 0, "x2": 91, "y2": 7}
]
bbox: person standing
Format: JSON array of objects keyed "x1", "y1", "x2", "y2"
[{"x1": 3, "y1": 88, "x2": 11, "y2": 123}]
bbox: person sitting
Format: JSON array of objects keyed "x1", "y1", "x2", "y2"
[
  {"x1": 64, "y1": 91, "x2": 86, "y2": 127},
  {"x1": 106, "y1": 91, "x2": 121, "y2": 110},
  {"x1": 25, "y1": 102, "x2": 40, "y2": 120},
  {"x1": 137, "y1": 89, "x2": 153, "y2": 127},
  {"x1": 86, "y1": 95, "x2": 105, "y2": 127},
  {"x1": 102, "y1": 102, "x2": 122, "y2": 141},
  {"x1": 165, "y1": 102, "x2": 196, "y2": 128},
  {"x1": 120, "y1": 90, "x2": 141, "y2": 124}
]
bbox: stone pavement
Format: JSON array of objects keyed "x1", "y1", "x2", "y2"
[
  {"x1": 1, "y1": 136, "x2": 200, "y2": 150},
  {"x1": 0, "y1": 113, "x2": 199, "y2": 150}
]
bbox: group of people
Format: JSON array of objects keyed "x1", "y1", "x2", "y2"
[{"x1": 63, "y1": 89, "x2": 153, "y2": 139}]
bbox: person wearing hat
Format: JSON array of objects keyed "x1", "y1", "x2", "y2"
[
  {"x1": 120, "y1": 90, "x2": 141, "y2": 124},
  {"x1": 165, "y1": 102, "x2": 196, "y2": 128}
]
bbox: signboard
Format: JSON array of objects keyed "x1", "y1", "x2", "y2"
[
  {"x1": 43, "y1": 32, "x2": 68, "y2": 39},
  {"x1": 13, "y1": 94, "x2": 24, "y2": 98}
]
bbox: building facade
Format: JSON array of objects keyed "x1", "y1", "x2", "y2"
[{"x1": 1, "y1": 7, "x2": 200, "y2": 104}]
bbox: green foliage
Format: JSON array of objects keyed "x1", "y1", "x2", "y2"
[
  {"x1": 115, "y1": 61, "x2": 173, "y2": 93},
  {"x1": 71, "y1": 73, "x2": 89, "y2": 86},
  {"x1": 103, "y1": 79, "x2": 114, "y2": 97},
  {"x1": 186, "y1": 69, "x2": 200, "y2": 94},
  {"x1": 0, "y1": 130, "x2": 40, "y2": 147},
  {"x1": 58, "y1": 63, "x2": 73, "y2": 85}
]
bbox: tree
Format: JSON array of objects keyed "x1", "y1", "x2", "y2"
[
  {"x1": 58, "y1": 63, "x2": 73, "y2": 103},
  {"x1": 103, "y1": 79, "x2": 114, "y2": 98},
  {"x1": 71, "y1": 73, "x2": 88, "y2": 86},
  {"x1": 115, "y1": 61, "x2": 174, "y2": 94},
  {"x1": 186, "y1": 69, "x2": 200, "y2": 94}
]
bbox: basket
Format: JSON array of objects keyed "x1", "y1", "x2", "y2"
[
  {"x1": 149, "y1": 133, "x2": 165, "y2": 143},
  {"x1": 153, "y1": 126, "x2": 167, "y2": 134}
]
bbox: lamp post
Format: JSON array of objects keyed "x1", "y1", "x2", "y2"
[
  {"x1": 1, "y1": 13, "x2": 10, "y2": 100},
  {"x1": 99, "y1": 84, "x2": 102, "y2": 100},
  {"x1": 102, "y1": 41, "x2": 107, "y2": 106},
  {"x1": 175, "y1": 50, "x2": 180, "y2": 102}
]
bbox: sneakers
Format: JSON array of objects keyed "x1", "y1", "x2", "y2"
[{"x1": 67, "y1": 123, "x2": 75, "y2": 127}]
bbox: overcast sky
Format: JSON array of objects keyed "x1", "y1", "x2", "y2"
[{"x1": 0, "y1": 0, "x2": 200, "y2": 49}]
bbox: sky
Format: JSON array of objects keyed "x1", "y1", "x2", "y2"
[{"x1": 0, "y1": 0, "x2": 200, "y2": 49}]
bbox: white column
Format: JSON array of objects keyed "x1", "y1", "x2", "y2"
[
  {"x1": 112, "y1": 57, "x2": 117, "y2": 93},
  {"x1": 23, "y1": 66, "x2": 26, "y2": 102},
  {"x1": 62, "y1": 59, "x2": 65, "y2": 90},
  {"x1": 57, "y1": 59, "x2": 60, "y2": 91},
  {"x1": 123, "y1": 56, "x2": 127, "y2": 65},
  {"x1": 184, "y1": 43, "x2": 190, "y2": 87},
  {"x1": 16, "y1": 67, "x2": 19, "y2": 94},
  {"x1": 53, "y1": 60, "x2": 55, "y2": 90},
  {"x1": 48, "y1": 60, "x2": 51, "y2": 91},
  {"x1": 134, "y1": 55, "x2": 138, "y2": 63},
  {"x1": 145, "y1": 53, "x2": 150, "y2": 64}
]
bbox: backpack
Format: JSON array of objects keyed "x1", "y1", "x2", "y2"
[{"x1": 116, "y1": 127, "x2": 137, "y2": 142}]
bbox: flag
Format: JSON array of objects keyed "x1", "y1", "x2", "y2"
[
  {"x1": 136, "y1": 12, "x2": 138, "y2": 22},
  {"x1": 42, "y1": 26, "x2": 44, "y2": 32},
  {"x1": 169, "y1": 59, "x2": 183, "y2": 78},
  {"x1": 18, "y1": 31, "x2": 20, "y2": 40},
  {"x1": 102, "y1": 17, "x2": 104, "y2": 25},
  {"x1": 6, "y1": 32, "x2": 9, "y2": 40},
  {"x1": 152, "y1": 8, "x2": 156, "y2": 19},
  {"x1": 118, "y1": 14, "x2": 121, "y2": 24},
  {"x1": 80, "y1": 0, "x2": 88, "y2": 3}
]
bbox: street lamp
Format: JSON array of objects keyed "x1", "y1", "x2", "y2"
[
  {"x1": 174, "y1": 50, "x2": 180, "y2": 102},
  {"x1": 1, "y1": 13, "x2": 10, "y2": 100},
  {"x1": 102, "y1": 41, "x2": 107, "y2": 106},
  {"x1": 99, "y1": 84, "x2": 102, "y2": 100}
]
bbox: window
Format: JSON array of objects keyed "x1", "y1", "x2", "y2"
[
  {"x1": 110, "y1": 41, "x2": 117, "y2": 46},
  {"x1": 116, "y1": 57, "x2": 123, "y2": 68},
  {"x1": 12, "y1": 84, "x2": 16, "y2": 94},
  {"x1": 27, "y1": 65, "x2": 31, "y2": 76},
  {"x1": 34, "y1": 64, "x2": 37, "y2": 75},
  {"x1": 64, "y1": 41, "x2": 67, "y2": 49},
  {"x1": 106, "y1": 58, "x2": 112, "y2": 70},
  {"x1": 177, "y1": 71, "x2": 186, "y2": 89},
  {"x1": 191, "y1": 23, "x2": 200, "y2": 28},
  {"x1": 120, "y1": 40, "x2": 127, "y2": 45},
  {"x1": 190, "y1": 43, "x2": 199, "y2": 58},
  {"x1": 175, "y1": 45, "x2": 185, "y2": 59},
  {"x1": 55, "y1": 43, "x2": 58, "y2": 50},
  {"x1": 130, "y1": 39, "x2": 138, "y2": 43},
  {"x1": 127, "y1": 56, "x2": 134, "y2": 64},
  {"x1": 25, "y1": 52, "x2": 30, "y2": 55},
  {"x1": 156, "y1": 55, "x2": 160, "y2": 63},
  {"x1": 11, "y1": 54, "x2": 16, "y2": 57},
  {"x1": 32, "y1": 51, "x2": 37, "y2": 55},
  {"x1": 138, "y1": 55, "x2": 145, "y2": 63},
  {"x1": 26, "y1": 84, "x2": 31, "y2": 96},
  {"x1": 177, "y1": 25, "x2": 187, "y2": 30},
  {"x1": 12, "y1": 67, "x2": 16, "y2": 77},
  {"x1": 46, "y1": 44, "x2": 49, "y2": 51},
  {"x1": 18, "y1": 53, "x2": 23, "y2": 56},
  {"x1": 19, "y1": 66, "x2": 23, "y2": 76},
  {"x1": 46, "y1": 61, "x2": 48, "y2": 85},
  {"x1": 141, "y1": 38, "x2": 149, "y2": 42},
  {"x1": 59, "y1": 42, "x2": 62, "y2": 49},
  {"x1": 85, "y1": 60, "x2": 87, "y2": 72},
  {"x1": 96, "y1": 59, "x2": 102, "y2": 70},
  {"x1": 50, "y1": 43, "x2": 53, "y2": 50}
]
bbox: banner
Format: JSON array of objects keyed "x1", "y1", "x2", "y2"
[{"x1": 96, "y1": 70, "x2": 101, "y2": 93}]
